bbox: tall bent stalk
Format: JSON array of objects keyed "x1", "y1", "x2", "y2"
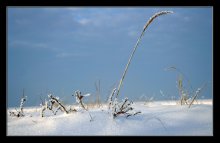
[{"x1": 116, "y1": 11, "x2": 173, "y2": 98}]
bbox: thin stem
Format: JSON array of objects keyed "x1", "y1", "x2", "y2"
[
  {"x1": 116, "y1": 31, "x2": 145, "y2": 98},
  {"x1": 116, "y1": 11, "x2": 173, "y2": 98},
  {"x1": 188, "y1": 83, "x2": 207, "y2": 108}
]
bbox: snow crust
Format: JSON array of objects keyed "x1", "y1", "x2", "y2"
[{"x1": 7, "y1": 99, "x2": 212, "y2": 136}]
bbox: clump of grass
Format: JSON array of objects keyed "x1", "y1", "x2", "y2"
[
  {"x1": 108, "y1": 88, "x2": 141, "y2": 118},
  {"x1": 165, "y1": 66, "x2": 193, "y2": 105},
  {"x1": 165, "y1": 66, "x2": 207, "y2": 107},
  {"x1": 116, "y1": 11, "x2": 173, "y2": 98}
]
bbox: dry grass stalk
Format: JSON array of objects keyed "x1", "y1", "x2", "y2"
[
  {"x1": 116, "y1": 11, "x2": 173, "y2": 98},
  {"x1": 188, "y1": 83, "x2": 207, "y2": 108}
]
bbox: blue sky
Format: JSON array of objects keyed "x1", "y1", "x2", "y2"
[{"x1": 7, "y1": 7, "x2": 213, "y2": 107}]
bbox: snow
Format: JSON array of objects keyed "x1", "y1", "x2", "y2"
[
  {"x1": 7, "y1": 99, "x2": 213, "y2": 136},
  {"x1": 83, "y1": 93, "x2": 91, "y2": 97}
]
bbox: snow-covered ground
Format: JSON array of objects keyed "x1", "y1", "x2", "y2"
[{"x1": 7, "y1": 99, "x2": 213, "y2": 136}]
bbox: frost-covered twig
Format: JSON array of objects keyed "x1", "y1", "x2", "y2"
[
  {"x1": 40, "y1": 97, "x2": 55, "y2": 117},
  {"x1": 48, "y1": 94, "x2": 69, "y2": 114},
  {"x1": 73, "y1": 90, "x2": 93, "y2": 121},
  {"x1": 9, "y1": 95, "x2": 27, "y2": 117},
  {"x1": 40, "y1": 99, "x2": 47, "y2": 117},
  {"x1": 73, "y1": 90, "x2": 87, "y2": 110},
  {"x1": 20, "y1": 95, "x2": 27, "y2": 115},
  {"x1": 108, "y1": 88, "x2": 117, "y2": 110},
  {"x1": 107, "y1": 89, "x2": 141, "y2": 119},
  {"x1": 40, "y1": 94, "x2": 76, "y2": 117},
  {"x1": 112, "y1": 97, "x2": 141, "y2": 118}
]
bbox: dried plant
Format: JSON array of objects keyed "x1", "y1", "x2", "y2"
[
  {"x1": 9, "y1": 89, "x2": 27, "y2": 118},
  {"x1": 73, "y1": 90, "x2": 93, "y2": 121},
  {"x1": 48, "y1": 94, "x2": 69, "y2": 114},
  {"x1": 108, "y1": 88, "x2": 141, "y2": 118},
  {"x1": 165, "y1": 66, "x2": 207, "y2": 107},
  {"x1": 40, "y1": 94, "x2": 76, "y2": 117},
  {"x1": 116, "y1": 11, "x2": 173, "y2": 98},
  {"x1": 73, "y1": 90, "x2": 87, "y2": 110},
  {"x1": 188, "y1": 83, "x2": 207, "y2": 108},
  {"x1": 95, "y1": 80, "x2": 101, "y2": 107}
]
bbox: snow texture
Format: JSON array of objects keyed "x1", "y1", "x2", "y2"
[{"x1": 7, "y1": 99, "x2": 212, "y2": 136}]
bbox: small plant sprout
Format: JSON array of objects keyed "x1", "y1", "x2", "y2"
[{"x1": 116, "y1": 11, "x2": 173, "y2": 99}]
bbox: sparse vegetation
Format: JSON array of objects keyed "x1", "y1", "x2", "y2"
[
  {"x1": 165, "y1": 66, "x2": 207, "y2": 107},
  {"x1": 188, "y1": 83, "x2": 207, "y2": 108},
  {"x1": 73, "y1": 90, "x2": 93, "y2": 121},
  {"x1": 106, "y1": 11, "x2": 173, "y2": 118},
  {"x1": 139, "y1": 94, "x2": 154, "y2": 106},
  {"x1": 9, "y1": 89, "x2": 27, "y2": 117},
  {"x1": 40, "y1": 93, "x2": 77, "y2": 117},
  {"x1": 95, "y1": 80, "x2": 101, "y2": 108},
  {"x1": 73, "y1": 90, "x2": 88, "y2": 110},
  {"x1": 108, "y1": 88, "x2": 141, "y2": 118}
]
